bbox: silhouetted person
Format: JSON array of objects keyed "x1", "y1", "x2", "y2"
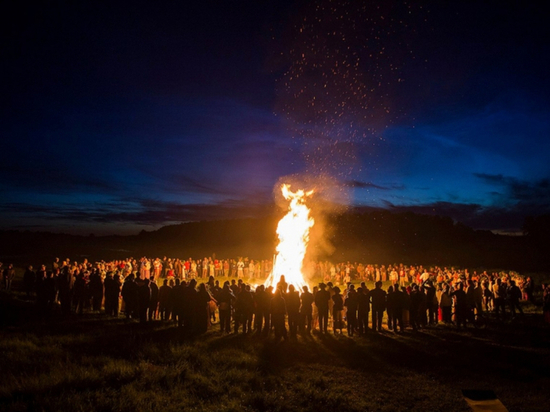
[
  {"x1": 451, "y1": 282, "x2": 467, "y2": 328},
  {"x1": 23, "y1": 265, "x2": 36, "y2": 297},
  {"x1": 286, "y1": 285, "x2": 300, "y2": 337},
  {"x1": 299, "y1": 285, "x2": 314, "y2": 332},
  {"x1": 43, "y1": 271, "x2": 57, "y2": 313},
  {"x1": 234, "y1": 284, "x2": 254, "y2": 334},
  {"x1": 253, "y1": 285, "x2": 266, "y2": 331},
  {"x1": 409, "y1": 285, "x2": 422, "y2": 331},
  {"x1": 332, "y1": 287, "x2": 344, "y2": 334},
  {"x1": 122, "y1": 274, "x2": 138, "y2": 320},
  {"x1": 270, "y1": 289, "x2": 287, "y2": 341},
  {"x1": 423, "y1": 280, "x2": 437, "y2": 325},
  {"x1": 195, "y1": 283, "x2": 213, "y2": 334},
  {"x1": 392, "y1": 285, "x2": 405, "y2": 332},
  {"x1": 357, "y1": 285, "x2": 370, "y2": 334},
  {"x1": 276, "y1": 275, "x2": 288, "y2": 294},
  {"x1": 493, "y1": 278, "x2": 507, "y2": 319},
  {"x1": 386, "y1": 286, "x2": 395, "y2": 330},
  {"x1": 507, "y1": 280, "x2": 524, "y2": 318},
  {"x1": 158, "y1": 279, "x2": 172, "y2": 320},
  {"x1": 104, "y1": 272, "x2": 122, "y2": 317},
  {"x1": 136, "y1": 278, "x2": 151, "y2": 323},
  {"x1": 218, "y1": 282, "x2": 235, "y2": 333},
  {"x1": 344, "y1": 286, "x2": 358, "y2": 336},
  {"x1": 315, "y1": 283, "x2": 330, "y2": 333},
  {"x1": 89, "y1": 269, "x2": 104, "y2": 312},
  {"x1": 148, "y1": 279, "x2": 159, "y2": 320},
  {"x1": 369, "y1": 281, "x2": 387, "y2": 332},
  {"x1": 57, "y1": 267, "x2": 73, "y2": 315},
  {"x1": 171, "y1": 279, "x2": 185, "y2": 327},
  {"x1": 73, "y1": 273, "x2": 88, "y2": 315}
]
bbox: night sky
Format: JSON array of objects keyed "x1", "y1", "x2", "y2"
[{"x1": 2, "y1": 1, "x2": 549, "y2": 235}]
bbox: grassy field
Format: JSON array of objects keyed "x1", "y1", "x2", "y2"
[{"x1": 1, "y1": 288, "x2": 549, "y2": 412}]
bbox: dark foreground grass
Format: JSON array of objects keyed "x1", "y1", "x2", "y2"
[{"x1": 1, "y1": 293, "x2": 549, "y2": 412}]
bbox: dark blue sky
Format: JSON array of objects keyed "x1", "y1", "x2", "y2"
[{"x1": 1, "y1": 1, "x2": 549, "y2": 235}]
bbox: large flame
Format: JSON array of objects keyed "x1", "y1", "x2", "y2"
[{"x1": 265, "y1": 184, "x2": 314, "y2": 291}]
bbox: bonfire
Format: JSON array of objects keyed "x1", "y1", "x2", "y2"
[{"x1": 265, "y1": 184, "x2": 314, "y2": 291}]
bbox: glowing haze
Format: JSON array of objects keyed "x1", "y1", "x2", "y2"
[{"x1": 265, "y1": 184, "x2": 315, "y2": 291}]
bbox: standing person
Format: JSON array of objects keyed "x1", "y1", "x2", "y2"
[
  {"x1": 392, "y1": 285, "x2": 405, "y2": 332},
  {"x1": 105, "y1": 272, "x2": 122, "y2": 317},
  {"x1": 148, "y1": 279, "x2": 159, "y2": 321},
  {"x1": 218, "y1": 282, "x2": 235, "y2": 334},
  {"x1": 357, "y1": 284, "x2": 370, "y2": 334},
  {"x1": 315, "y1": 283, "x2": 330, "y2": 333},
  {"x1": 386, "y1": 286, "x2": 395, "y2": 331},
  {"x1": 35, "y1": 264, "x2": 48, "y2": 305},
  {"x1": 57, "y1": 266, "x2": 73, "y2": 315},
  {"x1": 523, "y1": 277, "x2": 535, "y2": 304},
  {"x1": 73, "y1": 272, "x2": 88, "y2": 315},
  {"x1": 158, "y1": 279, "x2": 172, "y2": 321},
  {"x1": 369, "y1": 281, "x2": 387, "y2": 332},
  {"x1": 409, "y1": 285, "x2": 422, "y2": 331},
  {"x1": 299, "y1": 285, "x2": 314, "y2": 333},
  {"x1": 451, "y1": 282, "x2": 468, "y2": 328},
  {"x1": 3, "y1": 264, "x2": 15, "y2": 292},
  {"x1": 171, "y1": 279, "x2": 185, "y2": 328},
  {"x1": 507, "y1": 280, "x2": 524, "y2": 318},
  {"x1": 136, "y1": 278, "x2": 151, "y2": 323},
  {"x1": 401, "y1": 286, "x2": 411, "y2": 329},
  {"x1": 270, "y1": 289, "x2": 287, "y2": 341},
  {"x1": 43, "y1": 271, "x2": 57, "y2": 312},
  {"x1": 183, "y1": 279, "x2": 198, "y2": 333},
  {"x1": 438, "y1": 284, "x2": 453, "y2": 324},
  {"x1": 89, "y1": 269, "x2": 104, "y2": 312},
  {"x1": 286, "y1": 285, "x2": 301, "y2": 338},
  {"x1": 423, "y1": 280, "x2": 437, "y2": 325},
  {"x1": 332, "y1": 287, "x2": 344, "y2": 334},
  {"x1": 121, "y1": 274, "x2": 138, "y2": 320},
  {"x1": 344, "y1": 286, "x2": 358, "y2": 336},
  {"x1": 23, "y1": 265, "x2": 36, "y2": 298},
  {"x1": 234, "y1": 284, "x2": 254, "y2": 334},
  {"x1": 253, "y1": 285, "x2": 268, "y2": 333},
  {"x1": 493, "y1": 278, "x2": 507, "y2": 320},
  {"x1": 195, "y1": 283, "x2": 213, "y2": 334}
]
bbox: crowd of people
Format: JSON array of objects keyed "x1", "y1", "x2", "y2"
[{"x1": 1, "y1": 256, "x2": 549, "y2": 338}]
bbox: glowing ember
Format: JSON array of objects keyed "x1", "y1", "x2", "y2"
[{"x1": 265, "y1": 184, "x2": 315, "y2": 291}]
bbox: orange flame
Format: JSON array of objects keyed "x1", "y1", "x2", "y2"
[{"x1": 265, "y1": 184, "x2": 314, "y2": 291}]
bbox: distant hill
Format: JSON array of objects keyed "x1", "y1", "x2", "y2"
[{"x1": 0, "y1": 211, "x2": 547, "y2": 271}]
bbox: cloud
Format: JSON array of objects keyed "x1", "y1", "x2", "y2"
[
  {"x1": 474, "y1": 173, "x2": 550, "y2": 205},
  {"x1": 344, "y1": 180, "x2": 404, "y2": 191}
]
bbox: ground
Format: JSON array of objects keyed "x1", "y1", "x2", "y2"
[{"x1": 1, "y1": 287, "x2": 549, "y2": 412}]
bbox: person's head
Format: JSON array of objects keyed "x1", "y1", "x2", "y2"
[
  {"x1": 333, "y1": 287, "x2": 340, "y2": 295},
  {"x1": 302, "y1": 285, "x2": 309, "y2": 293},
  {"x1": 375, "y1": 281, "x2": 382, "y2": 289},
  {"x1": 319, "y1": 283, "x2": 326, "y2": 290},
  {"x1": 289, "y1": 284, "x2": 295, "y2": 293}
]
